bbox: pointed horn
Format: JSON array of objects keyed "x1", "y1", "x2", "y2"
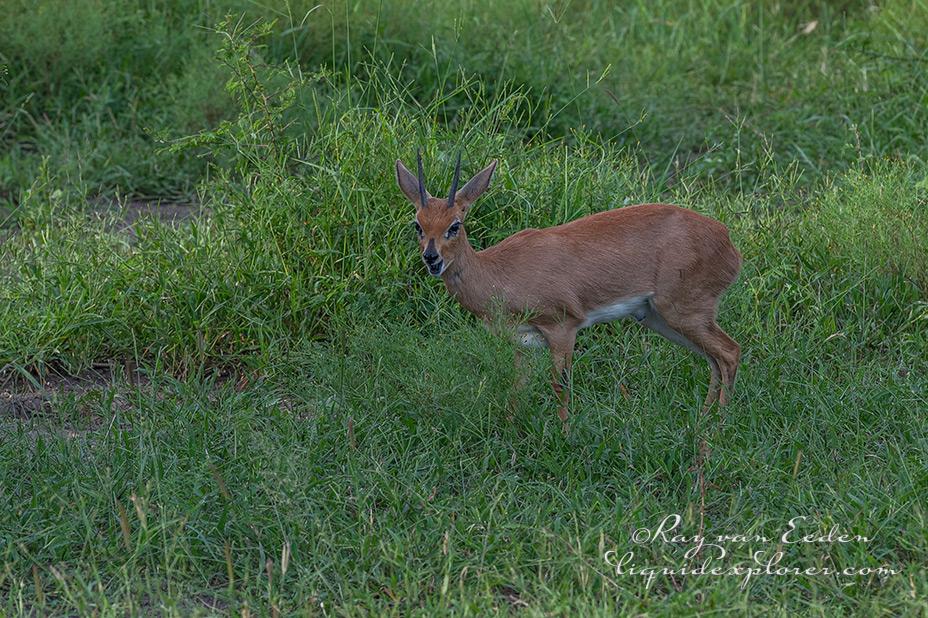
[
  {"x1": 416, "y1": 148, "x2": 428, "y2": 209},
  {"x1": 447, "y1": 150, "x2": 462, "y2": 208}
]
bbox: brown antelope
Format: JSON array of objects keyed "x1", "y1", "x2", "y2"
[{"x1": 395, "y1": 152, "x2": 742, "y2": 431}]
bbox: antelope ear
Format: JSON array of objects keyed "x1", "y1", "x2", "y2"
[
  {"x1": 396, "y1": 159, "x2": 430, "y2": 208},
  {"x1": 456, "y1": 160, "x2": 497, "y2": 212}
]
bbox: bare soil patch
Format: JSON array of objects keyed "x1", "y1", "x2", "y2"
[
  {"x1": 94, "y1": 198, "x2": 203, "y2": 239},
  {"x1": 109, "y1": 199, "x2": 200, "y2": 226},
  {"x1": 1, "y1": 198, "x2": 202, "y2": 241},
  {"x1": 0, "y1": 361, "x2": 147, "y2": 422}
]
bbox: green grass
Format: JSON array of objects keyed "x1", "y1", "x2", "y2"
[
  {"x1": 3, "y1": 323, "x2": 927, "y2": 614},
  {"x1": 3, "y1": 0, "x2": 927, "y2": 199},
  {"x1": 1, "y1": 1, "x2": 927, "y2": 614}
]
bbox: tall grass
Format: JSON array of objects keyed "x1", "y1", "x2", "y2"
[
  {"x1": 3, "y1": 15, "x2": 927, "y2": 374},
  {"x1": 2, "y1": 1, "x2": 927, "y2": 199}
]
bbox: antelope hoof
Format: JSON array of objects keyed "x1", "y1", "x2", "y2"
[{"x1": 558, "y1": 408, "x2": 569, "y2": 435}]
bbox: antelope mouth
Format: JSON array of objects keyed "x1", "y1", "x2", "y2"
[{"x1": 426, "y1": 260, "x2": 444, "y2": 276}]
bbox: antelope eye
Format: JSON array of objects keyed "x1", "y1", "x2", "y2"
[
  {"x1": 413, "y1": 221, "x2": 423, "y2": 237},
  {"x1": 445, "y1": 221, "x2": 461, "y2": 239}
]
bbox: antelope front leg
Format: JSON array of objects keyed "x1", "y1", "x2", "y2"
[
  {"x1": 507, "y1": 347, "x2": 530, "y2": 421},
  {"x1": 539, "y1": 324, "x2": 578, "y2": 434}
]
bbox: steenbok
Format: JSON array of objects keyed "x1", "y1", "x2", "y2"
[{"x1": 395, "y1": 152, "x2": 742, "y2": 431}]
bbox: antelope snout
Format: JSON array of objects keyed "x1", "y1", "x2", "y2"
[
  {"x1": 422, "y1": 241, "x2": 443, "y2": 276},
  {"x1": 423, "y1": 254, "x2": 443, "y2": 276}
]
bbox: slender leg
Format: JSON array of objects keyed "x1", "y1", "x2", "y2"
[
  {"x1": 507, "y1": 347, "x2": 529, "y2": 421},
  {"x1": 678, "y1": 322, "x2": 739, "y2": 407},
  {"x1": 645, "y1": 299, "x2": 740, "y2": 410},
  {"x1": 638, "y1": 307, "x2": 721, "y2": 412},
  {"x1": 537, "y1": 323, "x2": 578, "y2": 434},
  {"x1": 642, "y1": 298, "x2": 740, "y2": 545},
  {"x1": 704, "y1": 361, "x2": 722, "y2": 410},
  {"x1": 514, "y1": 347, "x2": 527, "y2": 385},
  {"x1": 507, "y1": 324, "x2": 549, "y2": 420},
  {"x1": 703, "y1": 323, "x2": 740, "y2": 405}
]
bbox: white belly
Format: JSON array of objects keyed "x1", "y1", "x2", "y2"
[
  {"x1": 516, "y1": 324, "x2": 548, "y2": 348},
  {"x1": 514, "y1": 295, "x2": 651, "y2": 347},
  {"x1": 581, "y1": 295, "x2": 650, "y2": 328}
]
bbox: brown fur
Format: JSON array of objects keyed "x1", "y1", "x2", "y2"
[{"x1": 396, "y1": 158, "x2": 742, "y2": 430}]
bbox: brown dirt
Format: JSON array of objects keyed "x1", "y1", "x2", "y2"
[
  {"x1": 95, "y1": 199, "x2": 203, "y2": 239},
  {"x1": 0, "y1": 361, "x2": 147, "y2": 422},
  {"x1": 110, "y1": 199, "x2": 200, "y2": 226},
  {"x1": 1, "y1": 198, "x2": 202, "y2": 241}
]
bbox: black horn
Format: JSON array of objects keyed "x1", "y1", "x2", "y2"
[
  {"x1": 447, "y1": 150, "x2": 462, "y2": 208},
  {"x1": 416, "y1": 148, "x2": 428, "y2": 209}
]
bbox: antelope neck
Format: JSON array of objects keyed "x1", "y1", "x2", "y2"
[{"x1": 440, "y1": 235, "x2": 496, "y2": 316}]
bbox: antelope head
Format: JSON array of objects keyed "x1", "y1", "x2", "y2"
[{"x1": 395, "y1": 151, "x2": 497, "y2": 276}]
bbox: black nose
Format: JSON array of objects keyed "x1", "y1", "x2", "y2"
[{"x1": 423, "y1": 239, "x2": 439, "y2": 264}]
